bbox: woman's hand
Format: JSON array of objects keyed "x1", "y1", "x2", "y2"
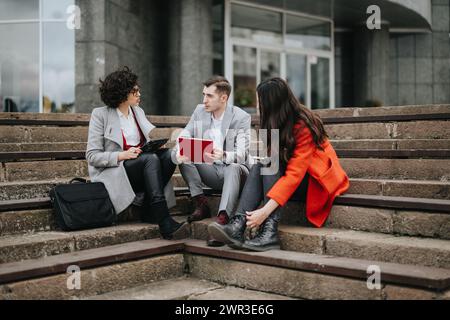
[
  {"x1": 246, "y1": 207, "x2": 271, "y2": 228},
  {"x1": 118, "y1": 147, "x2": 142, "y2": 162},
  {"x1": 246, "y1": 199, "x2": 280, "y2": 229}
]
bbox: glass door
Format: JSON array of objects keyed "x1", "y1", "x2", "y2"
[
  {"x1": 286, "y1": 53, "x2": 307, "y2": 106},
  {"x1": 309, "y1": 56, "x2": 330, "y2": 109}
]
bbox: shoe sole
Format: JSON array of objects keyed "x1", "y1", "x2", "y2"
[
  {"x1": 207, "y1": 223, "x2": 243, "y2": 248},
  {"x1": 241, "y1": 243, "x2": 281, "y2": 252}
]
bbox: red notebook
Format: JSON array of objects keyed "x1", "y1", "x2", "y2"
[{"x1": 178, "y1": 137, "x2": 214, "y2": 164}]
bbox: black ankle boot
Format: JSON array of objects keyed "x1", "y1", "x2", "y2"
[
  {"x1": 242, "y1": 211, "x2": 281, "y2": 252},
  {"x1": 159, "y1": 216, "x2": 188, "y2": 240},
  {"x1": 149, "y1": 201, "x2": 189, "y2": 240},
  {"x1": 207, "y1": 214, "x2": 246, "y2": 248}
]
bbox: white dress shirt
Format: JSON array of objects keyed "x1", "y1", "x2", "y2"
[
  {"x1": 117, "y1": 107, "x2": 141, "y2": 146},
  {"x1": 209, "y1": 112, "x2": 224, "y2": 150},
  {"x1": 208, "y1": 112, "x2": 226, "y2": 164}
]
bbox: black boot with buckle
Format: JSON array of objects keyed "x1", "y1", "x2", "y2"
[{"x1": 242, "y1": 210, "x2": 281, "y2": 252}]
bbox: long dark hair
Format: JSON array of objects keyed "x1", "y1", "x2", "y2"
[{"x1": 256, "y1": 77, "x2": 328, "y2": 166}]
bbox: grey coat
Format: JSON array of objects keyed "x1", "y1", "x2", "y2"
[
  {"x1": 173, "y1": 104, "x2": 251, "y2": 165},
  {"x1": 86, "y1": 106, "x2": 176, "y2": 214}
]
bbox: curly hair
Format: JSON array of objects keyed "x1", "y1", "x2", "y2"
[{"x1": 99, "y1": 66, "x2": 138, "y2": 109}]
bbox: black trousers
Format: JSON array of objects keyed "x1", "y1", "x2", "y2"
[
  {"x1": 123, "y1": 149, "x2": 176, "y2": 206},
  {"x1": 234, "y1": 162, "x2": 309, "y2": 220}
]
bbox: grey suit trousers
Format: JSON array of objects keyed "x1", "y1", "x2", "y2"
[{"x1": 179, "y1": 162, "x2": 249, "y2": 216}]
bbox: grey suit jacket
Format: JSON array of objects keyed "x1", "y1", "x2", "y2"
[
  {"x1": 86, "y1": 106, "x2": 176, "y2": 214},
  {"x1": 173, "y1": 104, "x2": 251, "y2": 165}
]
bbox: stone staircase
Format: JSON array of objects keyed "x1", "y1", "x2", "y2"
[{"x1": 0, "y1": 105, "x2": 449, "y2": 300}]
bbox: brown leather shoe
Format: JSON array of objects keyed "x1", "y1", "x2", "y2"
[
  {"x1": 187, "y1": 194, "x2": 211, "y2": 223},
  {"x1": 216, "y1": 210, "x2": 229, "y2": 225}
]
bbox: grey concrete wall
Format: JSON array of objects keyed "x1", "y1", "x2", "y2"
[
  {"x1": 167, "y1": 0, "x2": 214, "y2": 116},
  {"x1": 75, "y1": 0, "x2": 214, "y2": 115},
  {"x1": 75, "y1": 0, "x2": 165, "y2": 114},
  {"x1": 75, "y1": 0, "x2": 107, "y2": 113},
  {"x1": 335, "y1": 0, "x2": 449, "y2": 107},
  {"x1": 388, "y1": 0, "x2": 449, "y2": 105}
]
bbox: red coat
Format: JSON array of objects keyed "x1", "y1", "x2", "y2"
[{"x1": 266, "y1": 121, "x2": 350, "y2": 227}]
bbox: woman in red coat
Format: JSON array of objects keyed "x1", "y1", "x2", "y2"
[{"x1": 208, "y1": 77, "x2": 349, "y2": 251}]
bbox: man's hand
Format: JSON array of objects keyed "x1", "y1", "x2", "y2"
[
  {"x1": 205, "y1": 148, "x2": 225, "y2": 161},
  {"x1": 118, "y1": 147, "x2": 142, "y2": 162}
]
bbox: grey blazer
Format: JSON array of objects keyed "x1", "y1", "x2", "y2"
[
  {"x1": 173, "y1": 104, "x2": 251, "y2": 165},
  {"x1": 86, "y1": 106, "x2": 176, "y2": 214}
]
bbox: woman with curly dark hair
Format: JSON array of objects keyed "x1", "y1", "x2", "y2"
[
  {"x1": 208, "y1": 77, "x2": 349, "y2": 251},
  {"x1": 86, "y1": 66, "x2": 188, "y2": 239}
]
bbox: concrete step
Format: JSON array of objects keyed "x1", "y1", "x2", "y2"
[
  {"x1": 84, "y1": 275, "x2": 295, "y2": 300},
  {"x1": 0, "y1": 178, "x2": 88, "y2": 201},
  {"x1": 315, "y1": 104, "x2": 450, "y2": 118},
  {"x1": 2, "y1": 191, "x2": 449, "y2": 238},
  {"x1": 2, "y1": 158, "x2": 449, "y2": 182},
  {"x1": 326, "y1": 121, "x2": 450, "y2": 140},
  {"x1": 1, "y1": 121, "x2": 449, "y2": 147},
  {"x1": 0, "y1": 126, "x2": 180, "y2": 144},
  {"x1": 172, "y1": 175, "x2": 450, "y2": 200},
  {"x1": 0, "y1": 239, "x2": 186, "y2": 300},
  {"x1": 331, "y1": 139, "x2": 450, "y2": 150},
  {"x1": 192, "y1": 220, "x2": 450, "y2": 269},
  {"x1": 281, "y1": 200, "x2": 450, "y2": 240},
  {"x1": 340, "y1": 158, "x2": 450, "y2": 180},
  {"x1": 1, "y1": 138, "x2": 450, "y2": 153},
  {"x1": 184, "y1": 240, "x2": 450, "y2": 300},
  {"x1": 0, "y1": 142, "x2": 88, "y2": 153},
  {"x1": 1, "y1": 105, "x2": 448, "y2": 126},
  {"x1": 1, "y1": 237, "x2": 449, "y2": 299},
  {"x1": 0, "y1": 112, "x2": 191, "y2": 127},
  {"x1": 2, "y1": 148, "x2": 450, "y2": 163},
  {"x1": 0, "y1": 223, "x2": 162, "y2": 264},
  {"x1": 2, "y1": 174, "x2": 448, "y2": 204},
  {"x1": 348, "y1": 178, "x2": 450, "y2": 200}
]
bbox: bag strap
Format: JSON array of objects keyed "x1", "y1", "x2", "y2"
[{"x1": 69, "y1": 178, "x2": 89, "y2": 184}]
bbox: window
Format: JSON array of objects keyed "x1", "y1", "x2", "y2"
[
  {"x1": 0, "y1": 0, "x2": 75, "y2": 113},
  {"x1": 226, "y1": 1, "x2": 334, "y2": 110}
]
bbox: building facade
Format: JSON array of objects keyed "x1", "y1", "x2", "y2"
[{"x1": 0, "y1": 0, "x2": 449, "y2": 115}]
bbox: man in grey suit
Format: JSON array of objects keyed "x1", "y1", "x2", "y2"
[{"x1": 174, "y1": 76, "x2": 251, "y2": 231}]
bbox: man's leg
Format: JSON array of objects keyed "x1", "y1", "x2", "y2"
[
  {"x1": 179, "y1": 162, "x2": 205, "y2": 198},
  {"x1": 179, "y1": 162, "x2": 223, "y2": 222},
  {"x1": 220, "y1": 163, "x2": 249, "y2": 220}
]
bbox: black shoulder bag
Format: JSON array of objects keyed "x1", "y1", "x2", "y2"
[{"x1": 49, "y1": 178, "x2": 116, "y2": 231}]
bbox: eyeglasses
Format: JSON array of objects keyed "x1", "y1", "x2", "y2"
[{"x1": 130, "y1": 86, "x2": 141, "y2": 96}]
